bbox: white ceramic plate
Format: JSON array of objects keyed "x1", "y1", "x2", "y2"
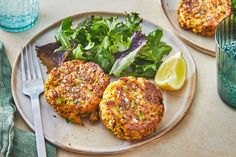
[
  {"x1": 160, "y1": 0, "x2": 215, "y2": 56},
  {"x1": 12, "y1": 12, "x2": 197, "y2": 154}
]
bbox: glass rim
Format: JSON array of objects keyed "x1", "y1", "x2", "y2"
[{"x1": 215, "y1": 12, "x2": 235, "y2": 51}]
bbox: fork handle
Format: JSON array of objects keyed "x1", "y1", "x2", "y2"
[{"x1": 31, "y1": 94, "x2": 47, "y2": 157}]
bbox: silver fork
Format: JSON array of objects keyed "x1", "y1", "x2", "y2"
[{"x1": 21, "y1": 45, "x2": 47, "y2": 157}]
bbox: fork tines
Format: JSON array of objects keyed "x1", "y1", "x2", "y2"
[{"x1": 21, "y1": 44, "x2": 43, "y2": 81}]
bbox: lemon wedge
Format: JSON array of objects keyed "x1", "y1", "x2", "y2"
[{"x1": 154, "y1": 52, "x2": 187, "y2": 91}]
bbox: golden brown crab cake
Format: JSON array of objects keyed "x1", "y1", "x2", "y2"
[
  {"x1": 44, "y1": 60, "x2": 110, "y2": 125},
  {"x1": 99, "y1": 77, "x2": 164, "y2": 140},
  {"x1": 177, "y1": 0, "x2": 231, "y2": 36}
]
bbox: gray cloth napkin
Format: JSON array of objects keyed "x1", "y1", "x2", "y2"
[{"x1": 0, "y1": 41, "x2": 56, "y2": 157}]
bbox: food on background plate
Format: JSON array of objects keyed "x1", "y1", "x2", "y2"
[
  {"x1": 177, "y1": 0, "x2": 231, "y2": 36},
  {"x1": 155, "y1": 52, "x2": 187, "y2": 91},
  {"x1": 99, "y1": 77, "x2": 164, "y2": 140},
  {"x1": 44, "y1": 60, "x2": 110, "y2": 125}
]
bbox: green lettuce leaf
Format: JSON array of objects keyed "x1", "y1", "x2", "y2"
[
  {"x1": 55, "y1": 18, "x2": 73, "y2": 51},
  {"x1": 54, "y1": 12, "x2": 142, "y2": 73},
  {"x1": 110, "y1": 43, "x2": 146, "y2": 76},
  {"x1": 111, "y1": 29, "x2": 172, "y2": 78},
  {"x1": 133, "y1": 29, "x2": 172, "y2": 78}
]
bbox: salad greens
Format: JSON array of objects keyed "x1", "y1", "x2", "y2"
[
  {"x1": 55, "y1": 13, "x2": 142, "y2": 73},
  {"x1": 110, "y1": 32, "x2": 147, "y2": 77},
  {"x1": 111, "y1": 29, "x2": 172, "y2": 78},
  {"x1": 38, "y1": 12, "x2": 172, "y2": 78}
]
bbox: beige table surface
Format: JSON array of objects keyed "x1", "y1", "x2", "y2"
[{"x1": 1, "y1": 0, "x2": 236, "y2": 156}]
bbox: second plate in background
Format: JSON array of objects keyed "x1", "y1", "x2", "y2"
[{"x1": 161, "y1": 0, "x2": 215, "y2": 56}]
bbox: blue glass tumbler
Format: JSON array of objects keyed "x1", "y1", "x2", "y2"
[
  {"x1": 0, "y1": 0, "x2": 39, "y2": 32},
  {"x1": 216, "y1": 13, "x2": 236, "y2": 108}
]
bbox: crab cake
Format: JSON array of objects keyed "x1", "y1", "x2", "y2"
[
  {"x1": 99, "y1": 77, "x2": 164, "y2": 140},
  {"x1": 44, "y1": 60, "x2": 110, "y2": 125},
  {"x1": 177, "y1": 0, "x2": 231, "y2": 36}
]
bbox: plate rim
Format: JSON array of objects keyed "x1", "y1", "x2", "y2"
[
  {"x1": 11, "y1": 11, "x2": 197, "y2": 154},
  {"x1": 160, "y1": 0, "x2": 215, "y2": 56}
]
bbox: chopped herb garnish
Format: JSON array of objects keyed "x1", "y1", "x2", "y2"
[
  {"x1": 66, "y1": 119, "x2": 71, "y2": 123},
  {"x1": 136, "y1": 110, "x2": 144, "y2": 119},
  {"x1": 130, "y1": 101, "x2": 137, "y2": 108}
]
